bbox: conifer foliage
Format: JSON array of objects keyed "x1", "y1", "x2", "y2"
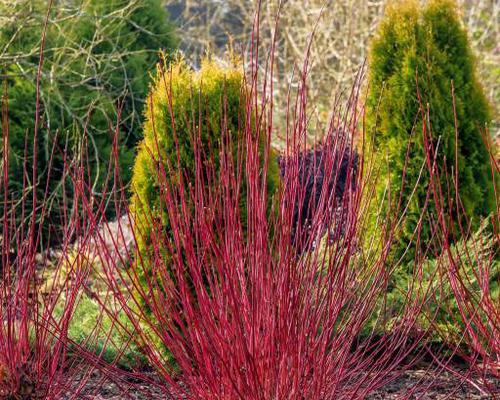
[
  {"x1": 0, "y1": 0, "x2": 177, "y2": 241},
  {"x1": 365, "y1": 0, "x2": 496, "y2": 261},
  {"x1": 130, "y1": 56, "x2": 279, "y2": 297}
]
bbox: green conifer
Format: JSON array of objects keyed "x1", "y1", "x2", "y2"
[{"x1": 365, "y1": 0, "x2": 496, "y2": 262}]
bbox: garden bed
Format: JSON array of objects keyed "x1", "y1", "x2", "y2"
[{"x1": 67, "y1": 365, "x2": 498, "y2": 399}]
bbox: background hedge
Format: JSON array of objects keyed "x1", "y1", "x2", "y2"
[{"x1": 0, "y1": 0, "x2": 177, "y2": 242}]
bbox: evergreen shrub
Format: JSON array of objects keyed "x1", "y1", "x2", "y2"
[
  {"x1": 131, "y1": 56, "x2": 279, "y2": 301},
  {"x1": 365, "y1": 0, "x2": 496, "y2": 263},
  {"x1": 0, "y1": 0, "x2": 177, "y2": 240}
]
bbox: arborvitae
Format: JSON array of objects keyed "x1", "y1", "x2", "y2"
[
  {"x1": 0, "y1": 0, "x2": 177, "y2": 241},
  {"x1": 365, "y1": 0, "x2": 496, "y2": 263},
  {"x1": 131, "y1": 56, "x2": 280, "y2": 296}
]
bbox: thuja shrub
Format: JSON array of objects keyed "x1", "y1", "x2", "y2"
[
  {"x1": 0, "y1": 0, "x2": 177, "y2": 241},
  {"x1": 131, "y1": 56, "x2": 280, "y2": 297},
  {"x1": 365, "y1": 0, "x2": 496, "y2": 263}
]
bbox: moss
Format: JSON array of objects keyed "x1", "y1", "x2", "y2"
[{"x1": 56, "y1": 296, "x2": 147, "y2": 370}]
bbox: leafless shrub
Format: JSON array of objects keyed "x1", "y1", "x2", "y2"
[{"x1": 166, "y1": 0, "x2": 499, "y2": 144}]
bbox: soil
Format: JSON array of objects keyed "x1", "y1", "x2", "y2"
[
  {"x1": 366, "y1": 368, "x2": 498, "y2": 399},
  {"x1": 67, "y1": 367, "x2": 498, "y2": 400}
]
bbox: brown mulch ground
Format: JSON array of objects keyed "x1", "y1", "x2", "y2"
[
  {"x1": 67, "y1": 367, "x2": 498, "y2": 400},
  {"x1": 366, "y1": 368, "x2": 498, "y2": 399}
]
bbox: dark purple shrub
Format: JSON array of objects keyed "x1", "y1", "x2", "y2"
[{"x1": 278, "y1": 131, "x2": 359, "y2": 250}]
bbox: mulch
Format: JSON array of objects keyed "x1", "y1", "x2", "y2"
[
  {"x1": 366, "y1": 368, "x2": 498, "y2": 399},
  {"x1": 67, "y1": 366, "x2": 498, "y2": 400}
]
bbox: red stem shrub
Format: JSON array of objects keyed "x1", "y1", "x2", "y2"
[
  {"x1": 417, "y1": 88, "x2": 499, "y2": 390},
  {"x1": 0, "y1": 2, "x2": 496, "y2": 399},
  {"x1": 0, "y1": 6, "x2": 117, "y2": 393},
  {"x1": 89, "y1": 31, "x2": 451, "y2": 398},
  {"x1": 0, "y1": 93, "x2": 98, "y2": 399}
]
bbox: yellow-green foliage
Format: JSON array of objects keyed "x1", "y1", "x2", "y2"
[
  {"x1": 364, "y1": 0, "x2": 496, "y2": 263},
  {"x1": 131, "y1": 56, "x2": 279, "y2": 290}
]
